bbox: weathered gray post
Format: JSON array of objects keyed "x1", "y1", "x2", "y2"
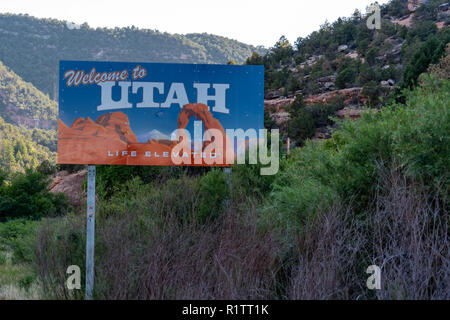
[{"x1": 85, "y1": 165, "x2": 96, "y2": 300}]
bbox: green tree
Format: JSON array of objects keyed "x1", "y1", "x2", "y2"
[
  {"x1": 0, "y1": 169, "x2": 68, "y2": 221},
  {"x1": 362, "y1": 80, "x2": 383, "y2": 105},
  {"x1": 288, "y1": 109, "x2": 315, "y2": 146},
  {"x1": 246, "y1": 52, "x2": 264, "y2": 65},
  {"x1": 264, "y1": 109, "x2": 276, "y2": 130},
  {"x1": 287, "y1": 94, "x2": 306, "y2": 118},
  {"x1": 366, "y1": 47, "x2": 379, "y2": 66},
  {"x1": 403, "y1": 36, "x2": 447, "y2": 88},
  {"x1": 335, "y1": 67, "x2": 356, "y2": 89}
]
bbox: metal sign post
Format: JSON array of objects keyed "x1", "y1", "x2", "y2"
[{"x1": 85, "y1": 165, "x2": 96, "y2": 300}]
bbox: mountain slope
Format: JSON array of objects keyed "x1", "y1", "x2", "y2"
[
  {"x1": 0, "y1": 61, "x2": 57, "y2": 172},
  {"x1": 254, "y1": 0, "x2": 449, "y2": 99},
  {"x1": 0, "y1": 61, "x2": 57, "y2": 129},
  {"x1": 185, "y1": 33, "x2": 266, "y2": 64},
  {"x1": 0, "y1": 115, "x2": 56, "y2": 173},
  {"x1": 0, "y1": 13, "x2": 266, "y2": 99}
]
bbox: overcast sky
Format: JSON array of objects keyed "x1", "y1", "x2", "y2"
[{"x1": 0, "y1": 0, "x2": 390, "y2": 47}]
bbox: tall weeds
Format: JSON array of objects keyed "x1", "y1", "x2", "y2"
[
  {"x1": 32, "y1": 167, "x2": 448, "y2": 300},
  {"x1": 287, "y1": 166, "x2": 449, "y2": 300}
]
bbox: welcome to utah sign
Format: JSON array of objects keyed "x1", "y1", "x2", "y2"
[{"x1": 58, "y1": 61, "x2": 264, "y2": 166}]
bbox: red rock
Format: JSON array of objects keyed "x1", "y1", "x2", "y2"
[{"x1": 304, "y1": 87, "x2": 366, "y2": 105}]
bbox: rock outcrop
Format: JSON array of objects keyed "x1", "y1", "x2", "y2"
[
  {"x1": 408, "y1": 0, "x2": 424, "y2": 12},
  {"x1": 264, "y1": 97, "x2": 295, "y2": 113},
  {"x1": 49, "y1": 170, "x2": 87, "y2": 209},
  {"x1": 304, "y1": 87, "x2": 366, "y2": 105},
  {"x1": 264, "y1": 87, "x2": 370, "y2": 127}
]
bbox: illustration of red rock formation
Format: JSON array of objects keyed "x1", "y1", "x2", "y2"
[
  {"x1": 58, "y1": 105, "x2": 233, "y2": 166},
  {"x1": 58, "y1": 112, "x2": 139, "y2": 164}
]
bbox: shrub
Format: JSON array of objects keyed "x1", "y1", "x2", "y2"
[
  {"x1": 96, "y1": 165, "x2": 181, "y2": 199},
  {"x1": 403, "y1": 35, "x2": 447, "y2": 88},
  {"x1": 287, "y1": 168, "x2": 449, "y2": 299},
  {"x1": 366, "y1": 47, "x2": 379, "y2": 66},
  {"x1": 306, "y1": 98, "x2": 345, "y2": 128},
  {"x1": 0, "y1": 218, "x2": 40, "y2": 263},
  {"x1": 33, "y1": 216, "x2": 85, "y2": 299},
  {"x1": 0, "y1": 169, "x2": 69, "y2": 221},
  {"x1": 286, "y1": 94, "x2": 306, "y2": 118},
  {"x1": 36, "y1": 160, "x2": 57, "y2": 176},
  {"x1": 56, "y1": 164, "x2": 86, "y2": 174},
  {"x1": 428, "y1": 43, "x2": 450, "y2": 80},
  {"x1": 231, "y1": 163, "x2": 276, "y2": 199},
  {"x1": 19, "y1": 274, "x2": 35, "y2": 292},
  {"x1": 335, "y1": 67, "x2": 356, "y2": 89},
  {"x1": 287, "y1": 110, "x2": 315, "y2": 146},
  {"x1": 196, "y1": 169, "x2": 230, "y2": 222},
  {"x1": 362, "y1": 80, "x2": 383, "y2": 105},
  {"x1": 264, "y1": 109, "x2": 276, "y2": 130}
]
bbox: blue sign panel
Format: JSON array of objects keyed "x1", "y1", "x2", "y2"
[{"x1": 58, "y1": 61, "x2": 264, "y2": 166}]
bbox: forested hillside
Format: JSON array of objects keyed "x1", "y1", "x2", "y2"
[
  {"x1": 0, "y1": 61, "x2": 57, "y2": 173},
  {"x1": 0, "y1": 13, "x2": 266, "y2": 99},
  {"x1": 0, "y1": 116, "x2": 56, "y2": 173},
  {"x1": 0, "y1": 61, "x2": 57, "y2": 130},
  {"x1": 249, "y1": 0, "x2": 449, "y2": 96},
  {"x1": 253, "y1": 0, "x2": 449, "y2": 148}
]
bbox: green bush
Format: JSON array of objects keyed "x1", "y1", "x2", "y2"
[
  {"x1": 36, "y1": 160, "x2": 57, "y2": 175},
  {"x1": 0, "y1": 169, "x2": 69, "y2": 221},
  {"x1": 362, "y1": 80, "x2": 384, "y2": 105},
  {"x1": 403, "y1": 35, "x2": 447, "y2": 88},
  {"x1": 56, "y1": 164, "x2": 86, "y2": 174},
  {"x1": 96, "y1": 165, "x2": 181, "y2": 199},
  {"x1": 0, "y1": 218, "x2": 40, "y2": 263},
  {"x1": 306, "y1": 98, "x2": 345, "y2": 128},
  {"x1": 288, "y1": 110, "x2": 315, "y2": 146},
  {"x1": 32, "y1": 215, "x2": 86, "y2": 299},
  {"x1": 366, "y1": 47, "x2": 379, "y2": 66},
  {"x1": 335, "y1": 67, "x2": 356, "y2": 89},
  {"x1": 231, "y1": 163, "x2": 276, "y2": 199},
  {"x1": 196, "y1": 169, "x2": 230, "y2": 222},
  {"x1": 264, "y1": 109, "x2": 276, "y2": 130},
  {"x1": 18, "y1": 274, "x2": 35, "y2": 292},
  {"x1": 287, "y1": 94, "x2": 306, "y2": 117}
]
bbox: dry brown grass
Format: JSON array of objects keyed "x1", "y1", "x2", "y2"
[{"x1": 32, "y1": 168, "x2": 449, "y2": 300}]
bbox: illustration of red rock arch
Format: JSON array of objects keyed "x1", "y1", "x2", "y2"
[{"x1": 177, "y1": 103, "x2": 235, "y2": 163}]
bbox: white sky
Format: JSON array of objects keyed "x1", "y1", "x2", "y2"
[{"x1": 0, "y1": 0, "x2": 390, "y2": 47}]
